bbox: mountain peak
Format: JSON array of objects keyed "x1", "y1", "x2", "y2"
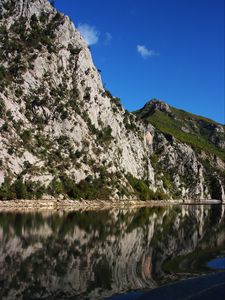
[
  {"x1": 0, "y1": 0, "x2": 54, "y2": 21},
  {"x1": 147, "y1": 99, "x2": 171, "y2": 112},
  {"x1": 136, "y1": 99, "x2": 171, "y2": 119}
]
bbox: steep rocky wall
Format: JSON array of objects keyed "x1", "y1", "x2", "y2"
[
  {"x1": 152, "y1": 132, "x2": 225, "y2": 201},
  {"x1": 0, "y1": 0, "x2": 152, "y2": 199},
  {"x1": 0, "y1": 0, "x2": 224, "y2": 201}
]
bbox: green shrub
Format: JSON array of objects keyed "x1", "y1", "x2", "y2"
[
  {"x1": 30, "y1": 14, "x2": 39, "y2": 27},
  {"x1": 14, "y1": 178, "x2": 28, "y2": 199},
  {"x1": 0, "y1": 177, "x2": 46, "y2": 200},
  {"x1": 0, "y1": 26, "x2": 8, "y2": 38},
  {"x1": 50, "y1": 179, "x2": 64, "y2": 196},
  {"x1": 0, "y1": 99, "x2": 6, "y2": 117},
  {"x1": 57, "y1": 135, "x2": 70, "y2": 146},
  {"x1": 57, "y1": 173, "x2": 112, "y2": 200},
  {"x1": 15, "y1": 88, "x2": 23, "y2": 97},
  {"x1": 97, "y1": 125, "x2": 113, "y2": 143},
  {"x1": 103, "y1": 89, "x2": 113, "y2": 98},
  {"x1": 24, "y1": 180, "x2": 45, "y2": 199},
  {"x1": 0, "y1": 177, "x2": 15, "y2": 200},
  {"x1": 1, "y1": 122, "x2": 8, "y2": 132},
  {"x1": 59, "y1": 175, "x2": 80, "y2": 199},
  {"x1": 21, "y1": 129, "x2": 32, "y2": 144},
  {"x1": 126, "y1": 173, "x2": 167, "y2": 200},
  {"x1": 25, "y1": 13, "x2": 64, "y2": 50},
  {"x1": 162, "y1": 174, "x2": 172, "y2": 190},
  {"x1": 0, "y1": 65, "x2": 6, "y2": 82},
  {"x1": 154, "y1": 189, "x2": 168, "y2": 200},
  {"x1": 126, "y1": 173, "x2": 150, "y2": 200},
  {"x1": 39, "y1": 12, "x2": 49, "y2": 24}
]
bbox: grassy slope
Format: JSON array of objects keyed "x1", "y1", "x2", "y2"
[{"x1": 135, "y1": 102, "x2": 225, "y2": 160}]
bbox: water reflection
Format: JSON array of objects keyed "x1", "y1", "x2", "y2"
[
  {"x1": 0, "y1": 205, "x2": 224, "y2": 300},
  {"x1": 208, "y1": 257, "x2": 225, "y2": 270}
]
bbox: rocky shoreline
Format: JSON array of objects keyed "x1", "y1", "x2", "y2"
[{"x1": 0, "y1": 199, "x2": 222, "y2": 212}]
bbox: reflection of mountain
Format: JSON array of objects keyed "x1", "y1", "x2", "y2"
[{"x1": 0, "y1": 205, "x2": 224, "y2": 300}]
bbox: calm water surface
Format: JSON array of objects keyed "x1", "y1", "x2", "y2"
[
  {"x1": 0, "y1": 204, "x2": 224, "y2": 300},
  {"x1": 207, "y1": 257, "x2": 225, "y2": 270}
]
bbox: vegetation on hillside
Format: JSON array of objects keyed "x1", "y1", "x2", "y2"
[
  {"x1": 0, "y1": 170, "x2": 130, "y2": 201},
  {"x1": 126, "y1": 173, "x2": 168, "y2": 200},
  {"x1": 135, "y1": 100, "x2": 225, "y2": 160}
]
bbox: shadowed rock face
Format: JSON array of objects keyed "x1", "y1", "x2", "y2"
[{"x1": 0, "y1": 205, "x2": 224, "y2": 299}]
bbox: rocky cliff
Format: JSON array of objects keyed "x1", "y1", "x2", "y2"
[
  {"x1": 136, "y1": 100, "x2": 225, "y2": 201},
  {"x1": 0, "y1": 0, "x2": 224, "y2": 201}
]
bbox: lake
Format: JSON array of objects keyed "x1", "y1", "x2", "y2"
[{"x1": 0, "y1": 204, "x2": 224, "y2": 299}]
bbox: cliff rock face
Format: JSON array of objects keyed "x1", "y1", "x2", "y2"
[
  {"x1": 136, "y1": 100, "x2": 225, "y2": 201},
  {"x1": 0, "y1": 0, "x2": 224, "y2": 201}
]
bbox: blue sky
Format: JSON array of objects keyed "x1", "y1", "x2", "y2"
[{"x1": 55, "y1": 0, "x2": 224, "y2": 124}]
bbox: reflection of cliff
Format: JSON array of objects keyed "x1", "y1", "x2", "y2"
[{"x1": 0, "y1": 205, "x2": 224, "y2": 300}]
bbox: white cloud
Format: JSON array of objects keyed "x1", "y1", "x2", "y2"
[
  {"x1": 77, "y1": 23, "x2": 99, "y2": 46},
  {"x1": 137, "y1": 45, "x2": 158, "y2": 58}
]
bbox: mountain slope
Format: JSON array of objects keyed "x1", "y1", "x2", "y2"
[
  {"x1": 135, "y1": 99, "x2": 225, "y2": 200},
  {"x1": 0, "y1": 0, "x2": 151, "y2": 200},
  {"x1": 135, "y1": 99, "x2": 225, "y2": 160},
  {"x1": 0, "y1": 0, "x2": 224, "y2": 201}
]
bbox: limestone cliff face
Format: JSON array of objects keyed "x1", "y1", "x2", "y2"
[
  {"x1": 0, "y1": 0, "x2": 224, "y2": 201},
  {"x1": 137, "y1": 100, "x2": 225, "y2": 201},
  {"x1": 0, "y1": 0, "x2": 151, "y2": 199}
]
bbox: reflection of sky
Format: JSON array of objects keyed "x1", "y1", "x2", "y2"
[{"x1": 208, "y1": 257, "x2": 225, "y2": 270}]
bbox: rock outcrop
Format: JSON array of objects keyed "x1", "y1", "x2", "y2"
[
  {"x1": 0, "y1": 0, "x2": 224, "y2": 201},
  {"x1": 136, "y1": 100, "x2": 225, "y2": 201}
]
